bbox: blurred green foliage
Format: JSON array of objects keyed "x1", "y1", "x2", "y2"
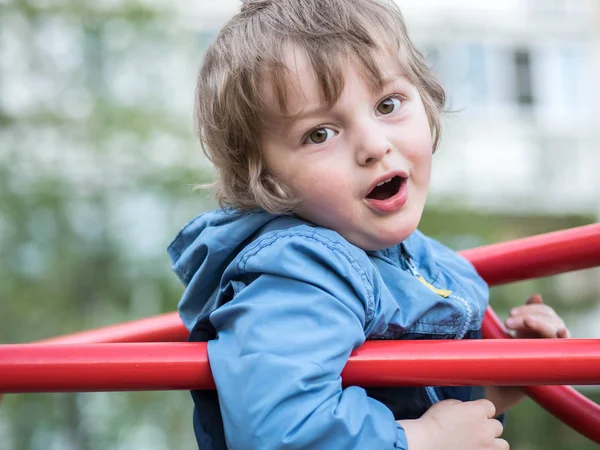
[{"x1": 0, "y1": 1, "x2": 598, "y2": 449}]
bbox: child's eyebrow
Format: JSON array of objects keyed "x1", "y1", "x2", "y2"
[
  {"x1": 277, "y1": 72, "x2": 409, "y2": 125},
  {"x1": 283, "y1": 104, "x2": 331, "y2": 123},
  {"x1": 378, "y1": 72, "x2": 409, "y2": 90}
]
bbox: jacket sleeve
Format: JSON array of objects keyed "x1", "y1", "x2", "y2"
[{"x1": 207, "y1": 230, "x2": 409, "y2": 449}]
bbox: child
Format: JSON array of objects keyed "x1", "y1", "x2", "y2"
[{"x1": 168, "y1": 0, "x2": 570, "y2": 448}]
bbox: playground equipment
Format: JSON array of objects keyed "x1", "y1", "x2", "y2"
[{"x1": 2, "y1": 223, "x2": 600, "y2": 443}]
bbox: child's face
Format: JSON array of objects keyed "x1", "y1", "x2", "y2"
[{"x1": 260, "y1": 47, "x2": 433, "y2": 250}]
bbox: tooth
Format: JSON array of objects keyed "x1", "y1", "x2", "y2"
[{"x1": 376, "y1": 178, "x2": 393, "y2": 187}]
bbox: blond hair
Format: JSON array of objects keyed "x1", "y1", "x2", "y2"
[{"x1": 195, "y1": 0, "x2": 446, "y2": 213}]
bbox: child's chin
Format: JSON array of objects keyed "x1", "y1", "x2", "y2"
[
  {"x1": 382, "y1": 224, "x2": 419, "y2": 247},
  {"x1": 356, "y1": 228, "x2": 416, "y2": 251}
]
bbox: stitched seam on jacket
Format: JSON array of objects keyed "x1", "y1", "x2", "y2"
[
  {"x1": 450, "y1": 293, "x2": 472, "y2": 339},
  {"x1": 412, "y1": 319, "x2": 462, "y2": 326},
  {"x1": 237, "y1": 229, "x2": 376, "y2": 327}
]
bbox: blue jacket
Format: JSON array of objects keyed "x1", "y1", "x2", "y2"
[{"x1": 168, "y1": 209, "x2": 489, "y2": 450}]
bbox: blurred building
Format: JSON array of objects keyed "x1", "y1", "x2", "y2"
[
  {"x1": 402, "y1": 0, "x2": 600, "y2": 218},
  {"x1": 177, "y1": 0, "x2": 600, "y2": 218}
]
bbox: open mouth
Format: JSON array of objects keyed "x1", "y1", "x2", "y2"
[{"x1": 366, "y1": 176, "x2": 404, "y2": 201}]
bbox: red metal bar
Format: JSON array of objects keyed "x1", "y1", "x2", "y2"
[
  {"x1": 1, "y1": 340, "x2": 599, "y2": 393},
  {"x1": 482, "y1": 308, "x2": 600, "y2": 444},
  {"x1": 37, "y1": 312, "x2": 188, "y2": 344},
  {"x1": 460, "y1": 223, "x2": 600, "y2": 286}
]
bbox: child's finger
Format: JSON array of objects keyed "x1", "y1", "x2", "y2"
[
  {"x1": 526, "y1": 294, "x2": 543, "y2": 305},
  {"x1": 510, "y1": 303, "x2": 557, "y2": 317},
  {"x1": 556, "y1": 327, "x2": 571, "y2": 338},
  {"x1": 505, "y1": 315, "x2": 565, "y2": 338},
  {"x1": 522, "y1": 316, "x2": 564, "y2": 338},
  {"x1": 505, "y1": 315, "x2": 528, "y2": 330}
]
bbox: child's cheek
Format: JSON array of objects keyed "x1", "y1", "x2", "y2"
[
  {"x1": 302, "y1": 172, "x2": 347, "y2": 204},
  {"x1": 406, "y1": 133, "x2": 433, "y2": 182}
]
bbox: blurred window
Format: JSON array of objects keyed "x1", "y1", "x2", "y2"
[
  {"x1": 468, "y1": 43, "x2": 487, "y2": 106},
  {"x1": 514, "y1": 49, "x2": 534, "y2": 106}
]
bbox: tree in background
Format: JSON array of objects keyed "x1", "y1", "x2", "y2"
[{"x1": 0, "y1": 1, "x2": 208, "y2": 448}]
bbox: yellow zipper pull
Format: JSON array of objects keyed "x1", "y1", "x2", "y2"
[
  {"x1": 416, "y1": 275, "x2": 452, "y2": 298},
  {"x1": 402, "y1": 246, "x2": 453, "y2": 298}
]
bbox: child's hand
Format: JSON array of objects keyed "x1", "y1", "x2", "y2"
[
  {"x1": 399, "y1": 399, "x2": 507, "y2": 450},
  {"x1": 486, "y1": 294, "x2": 569, "y2": 415},
  {"x1": 504, "y1": 294, "x2": 570, "y2": 339}
]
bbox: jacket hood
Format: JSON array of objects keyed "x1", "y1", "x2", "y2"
[{"x1": 168, "y1": 209, "x2": 280, "y2": 330}]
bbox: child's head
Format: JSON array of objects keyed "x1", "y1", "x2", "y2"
[{"x1": 196, "y1": 0, "x2": 445, "y2": 249}]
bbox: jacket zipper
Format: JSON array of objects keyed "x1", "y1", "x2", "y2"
[{"x1": 402, "y1": 250, "x2": 472, "y2": 339}]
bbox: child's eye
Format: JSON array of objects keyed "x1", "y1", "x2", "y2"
[
  {"x1": 376, "y1": 96, "x2": 402, "y2": 115},
  {"x1": 304, "y1": 127, "x2": 336, "y2": 144}
]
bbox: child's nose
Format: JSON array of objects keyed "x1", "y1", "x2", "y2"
[{"x1": 355, "y1": 133, "x2": 393, "y2": 166}]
